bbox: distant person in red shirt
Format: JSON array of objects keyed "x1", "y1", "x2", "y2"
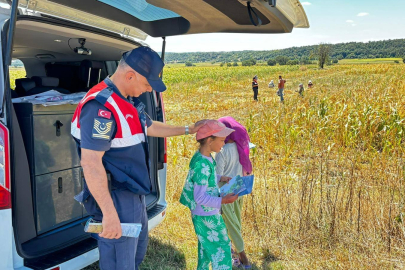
[
  {"x1": 252, "y1": 75, "x2": 259, "y2": 101},
  {"x1": 278, "y1": 75, "x2": 286, "y2": 103},
  {"x1": 308, "y1": 80, "x2": 313, "y2": 88}
]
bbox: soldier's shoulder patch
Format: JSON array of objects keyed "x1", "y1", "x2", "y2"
[{"x1": 92, "y1": 117, "x2": 113, "y2": 140}]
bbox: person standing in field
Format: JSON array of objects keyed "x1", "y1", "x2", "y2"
[
  {"x1": 252, "y1": 75, "x2": 259, "y2": 101},
  {"x1": 278, "y1": 75, "x2": 286, "y2": 103},
  {"x1": 297, "y1": 83, "x2": 304, "y2": 97},
  {"x1": 72, "y1": 46, "x2": 205, "y2": 270},
  {"x1": 308, "y1": 80, "x2": 313, "y2": 88},
  {"x1": 215, "y1": 116, "x2": 253, "y2": 269},
  {"x1": 180, "y1": 120, "x2": 239, "y2": 270}
]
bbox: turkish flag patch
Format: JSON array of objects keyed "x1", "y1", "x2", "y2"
[{"x1": 98, "y1": 109, "x2": 111, "y2": 119}]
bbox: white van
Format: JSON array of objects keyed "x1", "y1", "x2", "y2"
[{"x1": 0, "y1": 1, "x2": 308, "y2": 269}]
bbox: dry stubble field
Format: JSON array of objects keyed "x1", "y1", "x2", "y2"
[{"x1": 147, "y1": 63, "x2": 405, "y2": 270}]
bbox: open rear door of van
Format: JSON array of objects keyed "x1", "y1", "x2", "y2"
[{"x1": 12, "y1": 0, "x2": 309, "y2": 40}]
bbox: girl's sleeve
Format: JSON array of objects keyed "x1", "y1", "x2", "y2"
[
  {"x1": 193, "y1": 185, "x2": 221, "y2": 208},
  {"x1": 192, "y1": 160, "x2": 222, "y2": 208}
]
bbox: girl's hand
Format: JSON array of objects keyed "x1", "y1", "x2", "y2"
[
  {"x1": 220, "y1": 176, "x2": 232, "y2": 183},
  {"x1": 222, "y1": 193, "x2": 239, "y2": 204}
]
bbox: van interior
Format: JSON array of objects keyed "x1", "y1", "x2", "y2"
[{"x1": 8, "y1": 15, "x2": 164, "y2": 269}]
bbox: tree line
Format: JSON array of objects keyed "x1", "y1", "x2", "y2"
[{"x1": 164, "y1": 39, "x2": 405, "y2": 64}]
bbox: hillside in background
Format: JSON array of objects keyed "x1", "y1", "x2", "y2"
[{"x1": 164, "y1": 39, "x2": 405, "y2": 63}]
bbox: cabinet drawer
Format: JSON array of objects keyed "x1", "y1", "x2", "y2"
[
  {"x1": 33, "y1": 114, "x2": 80, "y2": 175},
  {"x1": 35, "y1": 168, "x2": 83, "y2": 234}
]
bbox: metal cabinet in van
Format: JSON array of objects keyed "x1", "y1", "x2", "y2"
[
  {"x1": 0, "y1": 1, "x2": 308, "y2": 269},
  {"x1": 14, "y1": 104, "x2": 82, "y2": 234}
]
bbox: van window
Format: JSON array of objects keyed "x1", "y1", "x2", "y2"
[
  {"x1": 106, "y1": 61, "x2": 119, "y2": 76},
  {"x1": 99, "y1": 0, "x2": 181, "y2": 21},
  {"x1": 9, "y1": 59, "x2": 26, "y2": 89}
]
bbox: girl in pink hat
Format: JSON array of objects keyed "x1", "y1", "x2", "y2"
[{"x1": 180, "y1": 120, "x2": 239, "y2": 270}]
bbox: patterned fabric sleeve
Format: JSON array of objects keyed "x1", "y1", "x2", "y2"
[
  {"x1": 193, "y1": 159, "x2": 222, "y2": 209},
  {"x1": 193, "y1": 184, "x2": 222, "y2": 209},
  {"x1": 193, "y1": 160, "x2": 211, "y2": 186}
]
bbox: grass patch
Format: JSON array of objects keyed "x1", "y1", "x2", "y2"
[{"x1": 339, "y1": 58, "x2": 403, "y2": 64}]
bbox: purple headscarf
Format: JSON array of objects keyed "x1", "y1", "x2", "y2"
[{"x1": 218, "y1": 116, "x2": 252, "y2": 176}]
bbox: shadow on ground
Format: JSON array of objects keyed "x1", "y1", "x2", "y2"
[
  {"x1": 260, "y1": 248, "x2": 282, "y2": 270},
  {"x1": 82, "y1": 236, "x2": 186, "y2": 270}
]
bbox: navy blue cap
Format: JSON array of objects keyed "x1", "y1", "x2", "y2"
[{"x1": 122, "y1": 46, "x2": 166, "y2": 92}]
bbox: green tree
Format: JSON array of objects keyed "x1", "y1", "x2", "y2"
[
  {"x1": 275, "y1": 55, "x2": 289, "y2": 65},
  {"x1": 347, "y1": 53, "x2": 355, "y2": 59},
  {"x1": 300, "y1": 56, "x2": 310, "y2": 65},
  {"x1": 287, "y1": 59, "x2": 299, "y2": 65},
  {"x1": 267, "y1": 59, "x2": 276, "y2": 66},
  {"x1": 232, "y1": 62, "x2": 238, "y2": 66},
  {"x1": 332, "y1": 59, "x2": 339, "y2": 64},
  {"x1": 242, "y1": 58, "x2": 256, "y2": 66},
  {"x1": 227, "y1": 62, "x2": 232, "y2": 67},
  {"x1": 185, "y1": 62, "x2": 193, "y2": 67},
  {"x1": 312, "y1": 43, "x2": 331, "y2": 69}
]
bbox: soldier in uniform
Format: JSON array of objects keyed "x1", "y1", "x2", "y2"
[{"x1": 72, "y1": 46, "x2": 204, "y2": 270}]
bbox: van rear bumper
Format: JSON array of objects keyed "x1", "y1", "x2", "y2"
[
  {"x1": 147, "y1": 203, "x2": 167, "y2": 230},
  {"x1": 21, "y1": 203, "x2": 167, "y2": 270}
]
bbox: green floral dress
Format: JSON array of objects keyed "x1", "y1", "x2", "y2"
[{"x1": 180, "y1": 151, "x2": 232, "y2": 270}]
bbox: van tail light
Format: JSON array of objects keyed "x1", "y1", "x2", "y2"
[
  {"x1": 164, "y1": 137, "x2": 167, "y2": 164},
  {"x1": 0, "y1": 122, "x2": 11, "y2": 210},
  {"x1": 160, "y1": 93, "x2": 167, "y2": 164}
]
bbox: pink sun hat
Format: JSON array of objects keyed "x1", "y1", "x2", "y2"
[{"x1": 196, "y1": 120, "x2": 235, "y2": 141}]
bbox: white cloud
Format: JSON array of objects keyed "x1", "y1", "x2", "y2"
[
  {"x1": 346, "y1": 20, "x2": 354, "y2": 23},
  {"x1": 301, "y1": 2, "x2": 311, "y2": 5},
  {"x1": 357, "y1": 12, "x2": 369, "y2": 17}
]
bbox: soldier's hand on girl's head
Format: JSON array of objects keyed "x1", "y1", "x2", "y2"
[
  {"x1": 220, "y1": 176, "x2": 232, "y2": 183},
  {"x1": 189, "y1": 119, "x2": 208, "y2": 134}
]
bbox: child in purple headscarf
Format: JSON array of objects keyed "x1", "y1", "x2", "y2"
[{"x1": 215, "y1": 116, "x2": 253, "y2": 269}]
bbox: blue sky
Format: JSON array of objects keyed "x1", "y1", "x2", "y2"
[{"x1": 146, "y1": 0, "x2": 405, "y2": 53}]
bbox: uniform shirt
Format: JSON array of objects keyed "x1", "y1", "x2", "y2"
[{"x1": 75, "y1": 77, "x2": 153, "y2": 194}]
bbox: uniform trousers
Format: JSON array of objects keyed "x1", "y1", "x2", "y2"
[{"x1": 79, "y1": 187, "x2": 149, "y2": 270}]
